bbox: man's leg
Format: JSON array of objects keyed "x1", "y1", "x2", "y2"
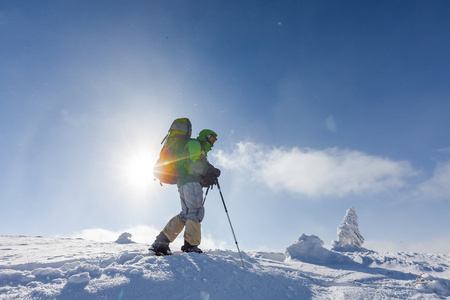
[
  {"x1": 150, "y1": 208, "x2": 186, "y2": 255},
  {"x1": 184, "y1": 218, "x2": 201, "y2": 246},
  {"x1": 162, "y1": 215, "x2": 185, "y2": 242},
  {"x1": 178, "y1": 182, "x2": 204, "y2": 252}
]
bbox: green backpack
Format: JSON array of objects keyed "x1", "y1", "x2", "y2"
[{"x1": 153, "y1": 118, "x2": 192, "y2": 184}]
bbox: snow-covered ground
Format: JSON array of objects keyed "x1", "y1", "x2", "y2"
[{"x1": 1, "y1": 235, "x2": 449, "y2": 299}]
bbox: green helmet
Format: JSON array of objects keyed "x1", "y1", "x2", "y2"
[{"x1": 198, "y1": 129, "x2": 218, "y2": 151}]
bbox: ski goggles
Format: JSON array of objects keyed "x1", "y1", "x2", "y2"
[{"x1": 206, "y1": 134, "x2": 217, "y2": 146}]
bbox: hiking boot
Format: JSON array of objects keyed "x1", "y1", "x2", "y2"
[
  {"x1": 149, "y1": 242, "x2": 173, "y2": 256},
  {"x1": 149, "y1": 232, "x2": 172, "y2": 256},
  {"x1": 181, "y1": 241, "x2": 203, "y2": 254}
]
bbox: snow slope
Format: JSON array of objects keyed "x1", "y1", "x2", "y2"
[{"x1": 1, "y1": 235, "x2": 449, "y2": 299}]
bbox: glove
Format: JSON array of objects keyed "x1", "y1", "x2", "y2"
[
  {"x1": 206, "y1": 167, "x2": 221, "y2": 179},
  {"x1": 200, "y1": 167, "x2": 221, "y2": 187},
  {"x1": 211, "y1": 168, "x2": 221, "y2": 178},
  {"x1": 200, "y1": 176, "x2": 215, "y2": 187}
]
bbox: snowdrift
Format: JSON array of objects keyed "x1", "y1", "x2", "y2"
[
  {"x1": 285, "y1": 234, "x2": 350, "y2": 265},
  {"x1": 1, "y1": 235, "x2": 450, "y2": 299}
]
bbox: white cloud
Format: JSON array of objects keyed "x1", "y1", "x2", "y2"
[
  {"x1": 214, "y1": 142, "x2": 417, "y2": 198},
  {"x1": 72, "y1": 226, "x2": 158, "y2": 244},
  {"x1": 438, "y1": 147, "x2": 450, "y2": 154},
  {"x1": 416, "y1": 161, "x2": 450, "y2": 199},
  {"x1": 365, "y1": 236, "x2": 450, "y2": 255},
  {"x1": 325, "y1": 115, "x2": 337, "y2": 132},
  {"x1": 72, "y1": 225, "x2": 228, "y2": 250},
  {"x1": 363, "y1": 239, "x2": 407, "y2": 253},
  {"x1": 406, "y1": 235, "x2": 450, "y2": 255}
]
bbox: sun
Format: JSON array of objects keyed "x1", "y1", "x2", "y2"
[{"x1": 124, "y1": 151, "x2": 155, "y2": 191}]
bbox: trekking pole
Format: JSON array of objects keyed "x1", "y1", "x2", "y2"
[
  {"x1": 215, "y1": 179, "x2": 245, "y2": 269},
  {"x1": 202, "y1": 185, "x2": 210, "y2": 206}
]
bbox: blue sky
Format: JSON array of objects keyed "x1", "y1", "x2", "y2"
[{"x1": 1, "y1": 1, "x2": 450, "y2": 253}]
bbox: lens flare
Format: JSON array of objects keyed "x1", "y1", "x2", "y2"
[{"x1": 124, "y1": 152, "x2": 155, "y2": 191}]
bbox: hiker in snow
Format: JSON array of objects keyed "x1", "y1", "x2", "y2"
[{"x1": 150, "y1": 129, "x2": 221, "y2": 255}]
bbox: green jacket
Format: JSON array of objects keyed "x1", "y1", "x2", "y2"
[{"x1": 177, "y1": 139, "x2": 213, "y2": 187}]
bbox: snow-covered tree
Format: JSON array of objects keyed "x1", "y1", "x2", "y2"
[{"x1": 332, "y1": 206, "x2": 364, "y2": 250}]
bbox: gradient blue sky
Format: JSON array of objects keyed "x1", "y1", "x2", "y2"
[{"x1": 1, "y1": 1, "x2": 450, "y2": 253}]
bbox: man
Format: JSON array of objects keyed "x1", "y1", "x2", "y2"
[{"x1": 150, "y1": 129, "x2": 221, "y2": 255}]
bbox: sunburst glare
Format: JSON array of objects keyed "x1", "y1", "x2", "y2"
[{"x1": 122, "y1": 149, "x2": 157, "y2": 193}]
